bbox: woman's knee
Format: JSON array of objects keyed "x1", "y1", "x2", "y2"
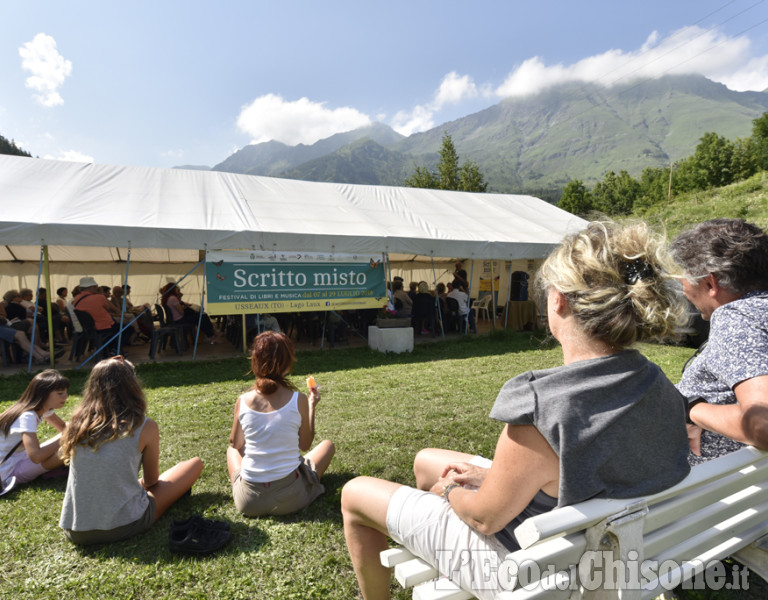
[
  {"x1": 341, "y1": 476, "x2": 382, "y2": 521},
  {"x1": 320, "y1": 439, "x2": 336, "y2": 458},
  {"x1": 190, "y1": 456, "x2": 204, "y2": 475},
  {"x1": 341, "y1": 476, "x2": 399, "y2": 531},
  {"x1": 341, "y1": 476, "x2": 369, "y2": 512},
  {"x1": 182, "y1": 457, "x2": 204, "y2": 482},
  {"x1": 413, "y1": 448, "x2": 443, "y2": 489}
]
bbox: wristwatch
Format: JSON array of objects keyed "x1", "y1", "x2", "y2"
[
  {"x1": 441, "y1": 482, "x2": 461, "y2": 500},
  {"x1": 686, "y1": 397, "x2": 708, "y2": 425}
]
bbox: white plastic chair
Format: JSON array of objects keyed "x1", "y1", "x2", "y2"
[{"x1": 473, "y1": 294, "x2": 493, "y2": 320}]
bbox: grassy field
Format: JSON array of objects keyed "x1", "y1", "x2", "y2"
[{"x1": 0, "y1": 332, "x2": 755, "y2": 599}]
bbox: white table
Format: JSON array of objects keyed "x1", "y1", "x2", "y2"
[{"x1": 368, "y1": 325, "x2": 414, "y2": 353}]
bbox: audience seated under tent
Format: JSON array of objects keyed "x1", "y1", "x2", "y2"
[
  {"x1": 160, "y1": 283, "x2": 223, "y2": 345},
  {"x1": 411, "y1": 281, "x2": 436, "y2": 336},
  {"x1": 72, "y1": 277, "x2": 128, "y2": 353}
]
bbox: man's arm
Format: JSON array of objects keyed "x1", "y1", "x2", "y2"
[{"x1": 688, "y1": 374, "x2": 768, "y2": 449}]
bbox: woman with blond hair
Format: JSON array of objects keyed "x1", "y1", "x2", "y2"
[{"x1": 341, "y1": 222, "x2": 692, "y2": 599}]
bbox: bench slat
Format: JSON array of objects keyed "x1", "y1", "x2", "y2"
[
  {"x1": 394, "y1": 557, "x2": 439, "y2": 588},
  {"x1": 644, "y1": 482, "x2": 768, "y2": 558},
  {"x1": 642, "y1": 462, "x2": 768, "y2": 540},
  {"x1": 496, "y1": 571, "x2": 574, "y2": 600},
  {"x1": 412, "y1": 578, "x2": 475, "y2": 600},
  {"x1": 642, "y1": 520, "x2": 768, "y2": 598},
  {"x1": 381, "y1": 547, "x2": 416, "y2": 567},
  {"x1": 642, "y1": 504, "x2": 768, "y2": 596}
]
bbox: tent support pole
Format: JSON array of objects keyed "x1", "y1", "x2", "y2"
[
  {"x1": 321, "y1": 311, "x2": 327, "y2": 349},
  {"x1": 489, "y1": 260, "x2": 496, "y2": 333},
  {"x1": 43, "y1": 245, "x2": 55, "y2": 368},
  {"x1": 504, "y1": 259, "x2": 513, "y2": 330},
  {"x1": 192, "y1": 253, "x2": 207, "y2": 360},
  {"x1": 27, "y1": 245, "x2": 45, "y2": 372},
  {"x1": 465, "y1": 258, "x2": 475, "y2": 335},
  {"x1": 430, "y1": 254, "x2": 444, "y2": 339},
  {"x1": 384, "y1": 250, "x2": 392, "y2": 313},
  {"x1": 117, "y1": 246, "x2": 132, "y2": 355},
  {"x1": 5, "y1": 245, "x2": 22, "y2": 263},
  {"x1": 242, "y1": 314, "x2": 247, "y2": 354}
]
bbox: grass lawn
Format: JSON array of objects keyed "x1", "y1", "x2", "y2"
[{"x1": 0, "y1": 332, "x2": 758, "y2": 599}]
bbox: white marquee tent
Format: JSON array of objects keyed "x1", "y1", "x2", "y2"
[{"x1": 0, "y1": 155, "x2": 586, "y2": 306}]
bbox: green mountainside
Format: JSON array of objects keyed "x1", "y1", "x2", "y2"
[
  {"x1": 637, "y1": 170, "x2": 768, "y2": 237},
  {"x1": 278, "y1": 138, "x2": 412, "y2": 185},
  {"x1": 208, "y1": 75, "x2": 768, "y2": 198},
  {"x1": 213, "y1": 123, "x2": 403, "y2": 176},
  {"x1": 391, "y1": 75, "x2": 768, "y2": 194}
]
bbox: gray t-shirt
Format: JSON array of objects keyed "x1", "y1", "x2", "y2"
[
  {"x1": 677, "y1": 291, "x2": 768, "y2": 464},
  {"x1": 490, "y1": 349, "x2": 690, "y2": 509},
  {"x1": 59, "y1": 419, "x2": 149, "y2": 532}
]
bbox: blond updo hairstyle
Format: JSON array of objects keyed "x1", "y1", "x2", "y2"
[{"x1": 535, "y1": 221, "x2": 686, "y2": 349}]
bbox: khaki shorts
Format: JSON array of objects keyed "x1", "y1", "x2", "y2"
[
  {"x1": 63, "y1": 495, "x2": 156, "y2": 546},
  {"x1": 233, "y1": 457, "x2": 325, "y2": 517}
]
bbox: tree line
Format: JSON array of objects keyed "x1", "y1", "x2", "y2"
[
  {"x1": 0, "y1": 134, "x2": 32, "y2": 158},
  {"x1": 559, "y1": 112, "x2": 768, "y2": 216}
]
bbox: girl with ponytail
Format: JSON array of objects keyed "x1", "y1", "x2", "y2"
[{"x1": 227, "y1": 331, "x2": 335, "y2": 516}]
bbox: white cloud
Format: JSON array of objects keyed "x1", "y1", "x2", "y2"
[
  {"x1": 496, "y1": 26, "x2": 768, "y2": 97},
  {"x1": 391, "y1": 105, "x2": 436, "y2": 138},
  {"x1": 19, "y1": 33, "x2": 72, "y2": 107},
  {"x1": 236, "y1": 94, "x2": 372, "y2": 145},
  {"x1": 161, "y1": 149, "x2": 185, "y2": 160},
  {"x1": 434, "y1": 72, "x2": 478, "y2": 107},
  {"x1": 44, "y1": 150, "x2": 93, "y2": 163},
  {"x1": 392, "y1": 71, "x2": 478, "y2": 136}
]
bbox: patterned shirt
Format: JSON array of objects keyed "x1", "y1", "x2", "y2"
[{"x1": 677, "y1": 290, "x2": 768, "y2": 464}]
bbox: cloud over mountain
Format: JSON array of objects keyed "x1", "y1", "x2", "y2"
[
  {"x1": 495, "y1": 25, "x2": 768, "y2": 97},
  {"x1": 237, "y1": 94, "x2": 372, "y2": 146}
]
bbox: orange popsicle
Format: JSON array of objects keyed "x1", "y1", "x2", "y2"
[{"x1": 307, "y1": 376, "x2": 316, "y2": 390}]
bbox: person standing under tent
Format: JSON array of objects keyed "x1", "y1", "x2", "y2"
[{"x1": 451, "y1": 261, "x2": 468, "y2": 291}]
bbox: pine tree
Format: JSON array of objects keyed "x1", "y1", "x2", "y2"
[{"x1": 404, "y1": 133, "x2": 487, "y2": 192}]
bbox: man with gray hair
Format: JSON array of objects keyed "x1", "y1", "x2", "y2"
[{"x1": 671, "y1": 218, "x2": 768, "y2": 463}]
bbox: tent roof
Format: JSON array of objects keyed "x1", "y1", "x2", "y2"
[{"x1": 0, "y1": 155, "x2": 586, "y2": 260}]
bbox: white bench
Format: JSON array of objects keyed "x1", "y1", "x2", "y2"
[{"x1": 380, "y1": 446, "x2": 768, "y2": 599}]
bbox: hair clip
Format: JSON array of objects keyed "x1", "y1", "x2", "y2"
[{"x1": 623, "y1": 259, "x2": 654, "y2": 285}]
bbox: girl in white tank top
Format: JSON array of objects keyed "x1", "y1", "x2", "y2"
[{"x1": 227, "y1": 332, "x2": 335, "y2": 516}]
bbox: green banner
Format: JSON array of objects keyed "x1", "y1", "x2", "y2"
[{"x1": 205, "y1": 250, "x2": 387, "y2": 315}]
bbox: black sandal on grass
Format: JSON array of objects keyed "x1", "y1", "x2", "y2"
[{"x1": 169, "y1": 518, "x2": 231, "y2": 555}]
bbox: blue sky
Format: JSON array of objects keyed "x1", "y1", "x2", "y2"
[{"x1": 2, "y1": 0, "x2": 768, "y2": 169}]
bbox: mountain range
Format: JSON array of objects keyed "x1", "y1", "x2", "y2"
[{"x1": 178, "y1": 75, "x2": 768, "y2": 200}]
